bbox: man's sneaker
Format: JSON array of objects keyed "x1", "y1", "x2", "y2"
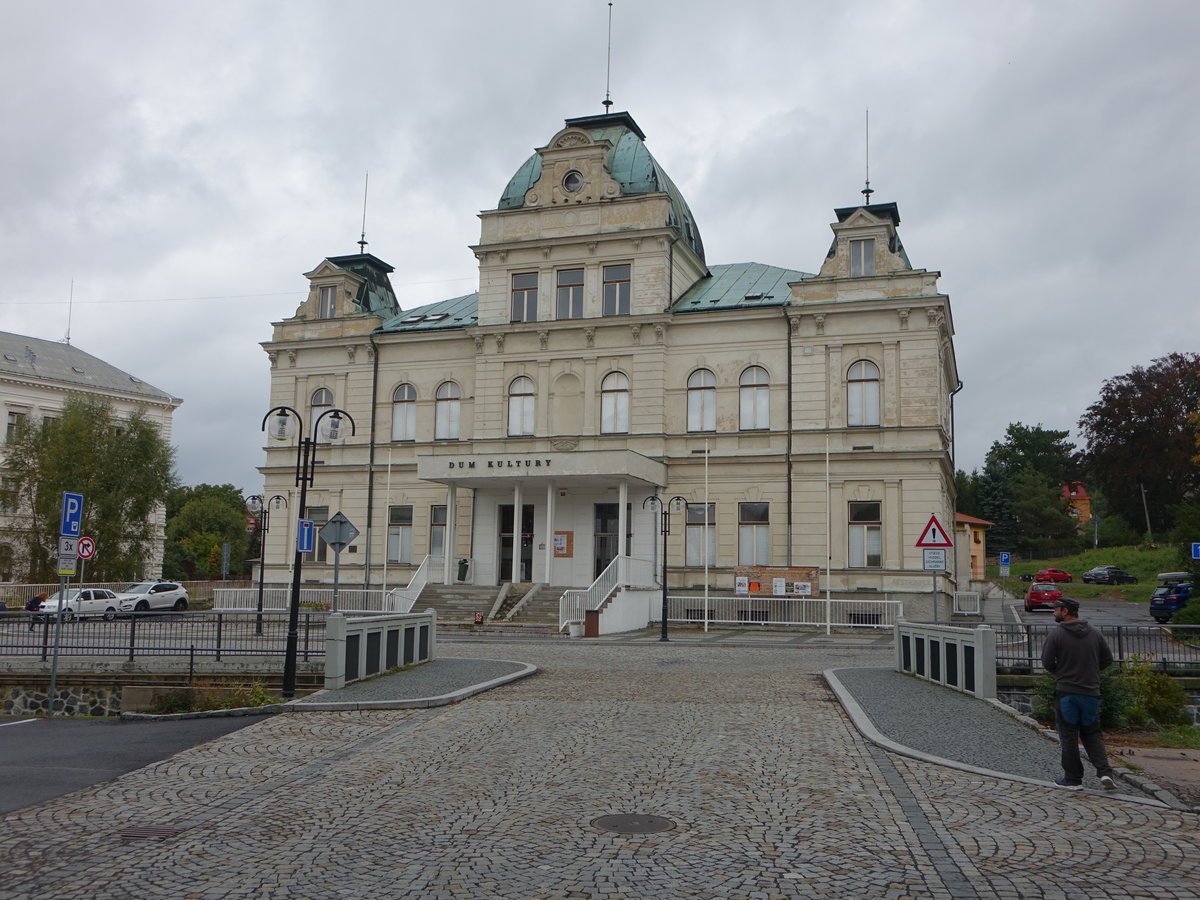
[
  {"x1": 1099, "y1": 775, "x2": 1118, "y2": 791},
  {"x1": 1054, "y1": 778, "x2": 1082, "y2": 790}
]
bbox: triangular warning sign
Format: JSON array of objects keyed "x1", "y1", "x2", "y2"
[{"x1": 916, "y1": 514, "x2": 953, "y2": 548}]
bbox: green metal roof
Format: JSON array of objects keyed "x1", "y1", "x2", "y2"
[
  {"x1": 671, "y1": 263, "x2": 812, "y2": 313},
  {"x1": 379, "y1": 292, "x2": 479, "y2": 333},
  {"x1": 497, "y1": 112, "x2": 705, "y2": 262}
]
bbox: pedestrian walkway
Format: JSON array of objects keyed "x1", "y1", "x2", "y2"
[{"x1": 2, "y1": 641, "x2": 1197, "y2": 900}]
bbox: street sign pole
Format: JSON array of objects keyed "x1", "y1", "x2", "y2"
[{"x1": 48, "y1": 492, "x2": 85, "y2": 716}]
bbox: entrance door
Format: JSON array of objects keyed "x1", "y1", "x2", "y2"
[
  {"x1": 499, "y1": 504, "x2": 534, "y2": 582},
  {"x1": 594, "y1": 503, "x2": 631, "y2": 578}
]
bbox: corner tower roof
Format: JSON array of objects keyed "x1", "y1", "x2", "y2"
[{"x1": 497, "y1": 111, "x2": 705, "y2": 262}]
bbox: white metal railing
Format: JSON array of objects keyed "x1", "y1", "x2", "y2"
[
  {"x1": 663, "y1": 595, "x2": 902, "y2": 629},
  {"x1": 953, "y1": 591, "x2": 981, "y2": 615},
  {"x1": 559, "y1": 555, "x2": 628, "y2": 631},
  {"x1": 212, "y1": 587, "x2": 397, "y2": 613},
  {"x1": 384, "y1": 555, "x2": 432, "y2": 614},
  {"x1": 896, "y1": 619, "x2": 997, "y2": 698}
]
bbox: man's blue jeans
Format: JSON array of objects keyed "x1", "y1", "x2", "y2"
[{"x1": 1054, "y1": 694, "x2": 1113, "y2": 783}]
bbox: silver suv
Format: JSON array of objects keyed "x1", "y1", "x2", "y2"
[{"x1": 118, "y1": 581, "x2": 189, "y2": 612}]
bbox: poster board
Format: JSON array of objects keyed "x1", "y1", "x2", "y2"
[{"x1": 734, "y1": 566, "x2": 820, "y2": 596}]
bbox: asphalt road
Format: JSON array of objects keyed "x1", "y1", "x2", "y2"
[{"x1": 0, "y1": 714, "x2": 261, "y2": 815}]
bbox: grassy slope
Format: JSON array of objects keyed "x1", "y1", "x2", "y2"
[{"x1": 989, "y1": 545, "x2": 1183, "y2": 603}]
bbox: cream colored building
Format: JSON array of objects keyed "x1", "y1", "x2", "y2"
[
  {"x1": 260, "y1": 111, "x2": 961, "y2": 609},
  {"x1": 0, "y1": 331, "x2": 181, "y2": 580}
]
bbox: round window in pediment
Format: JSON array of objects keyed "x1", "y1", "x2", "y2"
[{"x1": 562, "y1": 170, "x2": 584, "y2": 193}]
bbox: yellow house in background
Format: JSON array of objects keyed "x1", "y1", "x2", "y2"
[{"x1": 955, "y1": 513, "x2": 994, "y2": 581}]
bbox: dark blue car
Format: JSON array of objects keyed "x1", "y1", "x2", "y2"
[{"x1": 1149, "y1": 573, "x2": 1193, "y2": 623}]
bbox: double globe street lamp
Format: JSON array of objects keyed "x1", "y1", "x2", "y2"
[
  {"x1": 642, "y1": 494, "x2": 688, "y2": 643},
  {"x1": 261, "y1": 405, "x2": 356, "y2": 699},
  {"x1": 244, "y1": 493, "x2": 287, "y2": 635}
]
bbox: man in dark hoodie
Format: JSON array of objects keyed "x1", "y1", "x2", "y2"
[{"x1": 1040, "y1": 597, "x2": 1118, "y2": 790}]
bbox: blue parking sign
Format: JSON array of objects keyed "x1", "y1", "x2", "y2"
[
  {"x1": 999, "y1": 552, "x2": 1011, "y2": 567},
  {"x1": 1193, "y1": 543, "x2": 1200, "y2": 560},
  {"x1": 60, "y1": 492, "x2": 84, "y2": 537}
]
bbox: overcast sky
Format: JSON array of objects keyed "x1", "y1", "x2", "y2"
[{"x1": 2, "y1": 0, "x2": 1196, "y2": 493}]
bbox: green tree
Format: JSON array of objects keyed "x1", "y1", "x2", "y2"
[
  {"x1": 4, "y1": 394, "x2": 175, "y2": 581},
  {"x1": 165, "y1": 486, "x2": 250, "y2": 579},
  {"x1": 954, "y1": 469, "x2": 982, "y2": 518},
  {"x1": 977, "y1": 423, "x2": 1077, "y2": 557},
  {"x1": 1010, "y1": 467, "x2": 1076, "y2": 556},
  {"x1": 206, "y1": 543, "x2": 223, "y2": 580},
  {"x1": 1079, "y1": 353, "x2": 1200, "y2": 536}
]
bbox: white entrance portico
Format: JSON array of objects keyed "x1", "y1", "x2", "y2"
[{"x1": 416, "y1": 450, "x2": 667, "y2": 587}]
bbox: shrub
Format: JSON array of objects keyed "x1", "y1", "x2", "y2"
[
  {"x1": 1033, "y1": 666, "x2": 1132, "y2": 729},
  {"x1": 1122, "y1": 657, "x2": 1190, "y2": 728},
  {"x1": 150, "y1": 681, "x2": 278, "y2": 714}
]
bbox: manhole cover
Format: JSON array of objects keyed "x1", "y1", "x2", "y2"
[
  {"x1": 114, "y1": 825, "x2": 187, "y2": 841},
  {"x1": 591, "y1": 814, "x2": 676, "y2": 834}
]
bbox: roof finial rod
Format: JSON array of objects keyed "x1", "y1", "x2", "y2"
[
  {"x1": 357, "y1": 171, "x2": 369, "y2": 254},
  {"x1": 64, "y1": 278, "x2": 74, "y2": 344},
  {"x1": 603, "y1": 1, "x2": 614, "y2": 111},
  {"x1": 861, "y1": 108, "x2": 874, "y2": 205}
]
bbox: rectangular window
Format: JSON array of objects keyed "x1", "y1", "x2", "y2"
[
  {"x1": 738, "y1": 502, "x2": 769, "y2": 565},
  {"x1": 511, "y1": 273, "x2": 538, "y2": 323},
  {"x1": 318, "y1": 285, "x2": 337, "y2": 318},
  {"x1": 686, "y1": 502, "x2": 716, "y2": 567},
  {"x1": 602, "y1": 264, "x2": 631, "y2": 316},
  {"x1": 6, "y1": 411, "x2": 25, "y2": 442},
  {"x1": 430, "y1": 505, "x2": 447, "y2": 559},
  {"x1": 850, "y1": 239, "x2": 875, "y2": 277},
  {"x1": 0, "y1": 476, "x2": 16, "y2": 514},
  {"x1": 556, "y1": 268, "x2": 584, "y2": 319},
  {"x1": 388, "y1": 505, "x2": 413, "y2": 564},
  {"x1": 305, "y1": 506, "x2": 329, "y2": 564},
  {"x1": 849, "y1": 501, "x2": 882, "y2": 567}
]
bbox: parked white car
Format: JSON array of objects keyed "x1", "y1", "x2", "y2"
[
  {"x1": 39, "y1": 588, "x2": 123, "y2": 621},
  {"x1": 117, "y1": 581, "x2": 189, "y2": 612}
]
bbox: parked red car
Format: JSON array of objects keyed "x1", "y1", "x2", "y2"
[
  {"x1": 1025, "y1": 582, "x2": 1063, "y2": 612},
  {"x1": 1035, "y1": 567, "x2": 1072, "y2": 583}
]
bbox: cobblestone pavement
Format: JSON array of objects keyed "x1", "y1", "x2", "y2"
[{"x1": 4, "y1": 642, "x2": 1199, "y2": 900}]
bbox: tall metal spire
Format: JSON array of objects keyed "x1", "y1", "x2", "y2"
[
  {"x1": 357, "y1": 172, "x2": 369, "y2": 254},
  {"x1": 603, "y1": 1, "x2": 614, "y2": 112},
  {"x1": 861, "y1": 109, "x2": 874, "y2": 205}
]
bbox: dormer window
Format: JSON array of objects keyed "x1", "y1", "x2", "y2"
[
  {"x1": 850, "y1": 239, "x2": 875, "y2": 277},
  {"x1": 318, "y1": 285, "x2": 337, "y2": 318}
]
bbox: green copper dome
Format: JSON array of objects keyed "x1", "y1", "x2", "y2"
[{"x1": 498, "y1": 112, "x2": 705, "y2": 263}]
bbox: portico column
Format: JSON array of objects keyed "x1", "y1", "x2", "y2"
[
  {"x1": 618, "y1": 479, "x2": 628, "y2": 586},
  {"x1": 443, "y1": 484, "x2": 457, "y2": 584},
  {"x1": 545, "y1": 481, "x2": 556, "y2": 585}
]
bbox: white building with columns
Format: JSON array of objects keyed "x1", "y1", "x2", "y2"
[{"x1": 259, "y1": 110, "x2": 961, "y2": 610}]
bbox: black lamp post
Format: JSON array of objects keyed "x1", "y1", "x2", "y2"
[
  {"x1": 642, "y1": 494, "x2": 687, "y2": 642},
  {"x1": 261, "y1": 405, "x2": 356, "y2": 699},
  {"x1": 245, "y1": 493, "x2": 287, "y2": 635}
]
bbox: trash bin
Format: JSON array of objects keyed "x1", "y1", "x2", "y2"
[{"x1": 457, "y1": 558, "x2": 470, "y2": 581}]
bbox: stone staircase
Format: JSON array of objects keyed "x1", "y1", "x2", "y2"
[{"x1": 417, "y1": 583, "x2": 567, "y2": 636}]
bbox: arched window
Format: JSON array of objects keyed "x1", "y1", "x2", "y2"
[
  {"x1": 435, "y1": 381, "x2": 461, "y2": 440},
  {"x1": 739, "y1": 366, "x2": 769, "y2": 430},
  {"x1": 311, "y1": 387, "x2": 333, "y2": 409},
  {"x1": 508, "y1": 376, "x2": 535, "y2": 436},
  {"x1": 600, "y1": 372, "x2": 629, "y2": 434},
  {"x1": 847, "y1": 360, "x2": 880, "y2": 426},
  {"x1": 687, "y1": 369, "x2": 716, "y2": 432},
  {"x1": 392, "y1": 384, "x2": 416, "y2": 441}
]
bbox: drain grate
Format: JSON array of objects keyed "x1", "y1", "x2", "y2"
[
  {"x1": 591, "y1": 814, "x2": 676, "y2": 834},
  {"x1": 114, "y1": 825, "x2": 187, "y2": 841}
]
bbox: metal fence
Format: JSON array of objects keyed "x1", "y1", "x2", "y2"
[
  {"x1": 0, "y1": 610, "x2": 327, "y2": 661},
  {"x1": 994, "y1": 623, "x2": 1200, "y2": 674},
  {"x1": 665, "y1": 595, "x2": 902, "y2": 629}
]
